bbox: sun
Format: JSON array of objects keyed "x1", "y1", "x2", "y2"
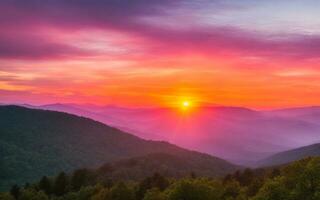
[
  {"x1": 171, "y1": 96, "x2": 198, "y2": 112},
  {"x1": 181, "y1": 101, "x2": 191, "y2": 110},
  {"x1": 182, "y1": 101, "x2": 190, "y2": 107}
]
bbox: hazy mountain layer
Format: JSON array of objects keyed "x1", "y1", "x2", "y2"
[
  {"x1": 32, "y1": 104, "x2": 320, "y2": 165},
  {"x1": 257, "y1": 143, "x2": 320, "y2": 167},
  {"x1": 0, "y1": 106, "x2": 236, "y2": 190}
]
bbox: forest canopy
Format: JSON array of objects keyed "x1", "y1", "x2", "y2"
[{"x1": 1, "y1": 157, "x2": 320, "y2": 200}]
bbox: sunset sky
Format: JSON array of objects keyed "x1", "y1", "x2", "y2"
[{"x1": 1, "y1": 0, "x2": 320, "y2": 108}]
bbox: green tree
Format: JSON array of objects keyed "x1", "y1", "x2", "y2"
[
  {"x1": 75, "y1": 186, "x2": 97, "y2": 200},
  {"x1": 167, "y1": 179, "x2": 223, "y2": 200},
  {"x1": 53, "y1": 172, "x2": 68, "y2": 196},
  {"x1": 223, "y1": 180, "x2": 241, "y2": 199},
  {"x1": 137, "y1": 173, "x2": 169, "y2": 200},
  {"x1": 70, "y1": 169, "x2": 89, "y2": 191},
  {"x1": 10, "y1": 185, "x2": 20, "y2": 199},
  {"x1": 19, "y1": 189, "x2": 49, "y2": 200},
  {"x1": 109, "y1": 182, "x2": 135, "y2": 200},
  {"x1": 283, "y1": 157, "x2": 320, "y2": 200},
  {"x1": 39, "y1": 176, "x2": 51, "y2": 195},
  {"x1": 269, "y1": 169, "x2": 281, "y2": 178},
  {"x1": 223, "y1": 174, "x2": 233, "y2": 184},
  {"x1": 143, "y1": 188, "x2": 167, "y2": 200},
  {"x1": 240, "y1": 168, "x2": 254, "y2": 186},
  {"x1": 23, "y1": 183, "x2": 30, "y2": 190},
  {"x1": 0, "y1": 193, "x2": 15, "y2": 200},
  {"x1": 245, "y1": 178, "x2": 263, "y2": 197},
  {"x1": 252, "y1": 177, "x2": 291, "y2": 200},
  {"x1": 91, "y1": 188, "x2": 109, "y2": 200}
]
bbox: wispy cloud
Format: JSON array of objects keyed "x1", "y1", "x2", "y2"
[{"x1": 0, "y1": 0, "x2": 320, "y2": 107}]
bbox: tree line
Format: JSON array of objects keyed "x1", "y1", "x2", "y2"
[{"x1": 1, "y1": 157, "x2": 320, "y2": 200}]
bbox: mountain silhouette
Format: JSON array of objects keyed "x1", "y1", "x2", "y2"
[{"x1": 0, "y1": 105, "x2": 237, "y2": 190}]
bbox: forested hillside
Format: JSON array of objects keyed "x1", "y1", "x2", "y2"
[
  {"x1": 257, "y1": 143, "x2": 320, "y2": 167},
  {"x1": 1, "y1": 157, "x2": 320, "y2": 200},
  {"x1": 0, "y1": 106, "x2": 236, "y2": 190}
]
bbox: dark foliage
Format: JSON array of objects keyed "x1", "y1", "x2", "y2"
[
  {"x1": 1, "y1": 157, "x2": 320, "y2": 200},
  {"x1": 9, "y1": 185, "x2": 20, "y2": 199},
  {"x1": 136, "y1": 173, "x2": 169, "y2": 200},
  {"x1": 53, "y1": 172, "x2": 68, "y2": 196},
  {"x1": 38, "y1": 176, "x2": 51, "y2": 195}
]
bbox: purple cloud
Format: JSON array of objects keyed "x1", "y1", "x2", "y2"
[
  {"x1": 0, "y1": 32, "x2": 92, "y2": 59},
  {"x1": 0, "y1": 0, "x2": 320, "y2": 61}
]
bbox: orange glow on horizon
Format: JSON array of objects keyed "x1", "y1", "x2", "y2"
[{"x1": 1, "y1": 1, "x2": 320, "y2": 109}]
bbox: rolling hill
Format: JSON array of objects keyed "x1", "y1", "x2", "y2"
[
  {"x1": 29, "y1": 103, "x2": 320, "y2": 165},
  {"x1": 0, "y1": 105, "x2": 237, "y2": 190},
  {"x1": 95, "y1": 152, "x2": 236, "y2": 181},
  {"x1": 268, "y1": 106, "x2": 320, "y2": 124},
  {"x1": 257, "y1": 143, "x2": 320, "y2": 167}
]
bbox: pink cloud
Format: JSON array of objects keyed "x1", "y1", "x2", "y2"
[{"x1": 0, "y1": 0, "x2": 319, "y2": 61}]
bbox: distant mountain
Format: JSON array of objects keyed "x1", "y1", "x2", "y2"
[
  {"x1": 256, "y1": 143, "x2": 320, "y2": 167},
  {"x1": 29, "y1": 103, "x2": 320, "y2": 165},
  {"x1": 0, "y1": 105, "x2": 237, "y2": 190},
  {"x1": 21, "y1": 103, "x2": 123, "y2": 126},
  {"x1": 267, "y1": 106, "x2": 320, "y2": 124}
]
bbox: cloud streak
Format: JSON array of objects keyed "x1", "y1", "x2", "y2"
[
  {"x1": 1, "y1": 0, "x2": 320, "y2": 60},
  {"x1": 1, "y1": 0, "x2": 320, "y2": 107}
]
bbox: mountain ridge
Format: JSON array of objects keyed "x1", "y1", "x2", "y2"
[
  {"x1": 20, "y1": 103, "x2": 320, "y2": 165},
  {"x1": 256, "y1": 143, "x2": 320, "y2": 167},
  {"x1": 0, "y1": 105, "x2": 237, "y2": 190}
]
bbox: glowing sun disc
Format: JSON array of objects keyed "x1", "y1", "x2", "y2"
[
  {"x1": 183, "y1": 101, "x2": 190, "y2": 106},
  {"x1": 181, "y1": 101, "x2": 191, "y2": 109}
]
